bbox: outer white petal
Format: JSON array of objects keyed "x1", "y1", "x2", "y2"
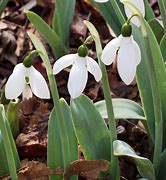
[
  {"x1": 117, "y1": 43, "x2": 138, "y2": 85},
  {"x1": 124, "y1": 0, "x2": 145, "y2": 27},
  {"x1": 94, "y1": 0, "x2": 109, "y2": 3},
  {"x1": 86, "y1": 57, "x2": 102, "y2": 82},
  {"x1": 101, "y1": 37, "x2": 120, "y2": 65},
  {"x1": 28, "y1": 66, "x2": 50, "y2": 99},
  {"x1": 68, "y1": 58, "x2": 88, "y2": 99},
  {"x1": 22, "y1": 84, "x2": 33, "y2": 100},
  {"x1": 53, "y1": 54, "x2": 76, "y2": 74},
  {"x1": 132, "y1": 40, "x2": 141, "y2": 65},
  {"x1": 5, "y1": 63, "x2": 25, "y2": 99}
]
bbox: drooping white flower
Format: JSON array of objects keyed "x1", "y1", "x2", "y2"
[
  {"x1": 5, "y1": 63, "x2": 50, "y2": 99},
  {"x1": 101, "y1": 34, "x2": 141, "y2": 85},
  {"x1": 53, "y1": 53, "x2": 102, "y2": 99},
  {"x1": 94, "y1": 0, "x2": 145, "y2": 27}
]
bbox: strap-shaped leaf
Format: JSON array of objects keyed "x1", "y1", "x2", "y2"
[
  {"x1": 148, "y1": 18, "x2": 165, "y2": 43},
  {"x1": 0, "y1": 132, "x2": 8, "y2": 176},
  {"x1": 95, "y1": 98, "x2": 145, "y2": 120},
  {"x1": 71, "y1": 94, "x2": 111, "y2": 160},
  {"x1": 113, "y1": 140, "x2": 155, "y2": 180},
  {"x1": 0, "y1": 105, "x2": 20, "y2": 179},
  {"x1": 26, "y1": 11, "x2": 67, "y2": 58},
  {"x1": 48, "y1": 99, "x2": 78, "y2": 180},
  {"x1": 53, "y1": 0, "x2": 75, "y2": 45},
  {"x1": 160, "y1": 33, "x2": 166, "y2": 62},
  {"x1": 89, "y1": 0, "x2": 124, "y2": 35},
  {"x1": 158, "y1": 148, "x2": 166, "y2": 179},
  {"x1": 0, "y1": 0, "x2": 8, "y2": 16}
]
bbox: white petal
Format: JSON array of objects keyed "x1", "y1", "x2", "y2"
[
  {"x1": 22, "y1": 85, "x2": 33, "y2": 100},
  {"x1": 53, "y1": 54, "x2": 76, "y2": 74},
  {"x1": 68, "y1": 58, "x2": 88, "y2": 99},
  {"x1": 86, "y1": 57, "x2": 102, "y2": 82},
  {"x1": 94, "y1": 0, "x2": 109, "y2": 2},
  {"x1": 28, "y1": 66, "x2": 50, "y2": 99},
  {"x1": 132, "y1": 39, "x2": 141, "y2": 65},
  {"x1": 101, "y1": 37, "x2": 120, "y2": 65},
  {"x1": 5, "y1": 63, "x2": 26, "y2": 99},
  {"x1": 124, "y1": 0, "x2": 145, "y2": 27},
  {"x1": 117, "y1": 43, "x2": 138, "y2": 85}
]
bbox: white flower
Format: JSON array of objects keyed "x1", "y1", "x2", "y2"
[
  {"x1": 94, "y1": 0, "x2": 145, "y2": 27},
  {"x1": 101, "y1": 35, "x2": 141, "y2": 85},
  {"x1": 5, "y1": 63, "x2": 50, "y2": 99},
  {"x1": 53, "y1": 54, "x2": 102, "y2": 99}
]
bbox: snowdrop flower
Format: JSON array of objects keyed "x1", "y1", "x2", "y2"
[
  {"x1": 53, "y1": 45, "x2": 102, "y2": 99},
  {"x1": 5, "y1": 53, "x2": 50, "y2": 99},
  {"x1": 101, "y1": 23, "x2": 141, "y2": 85},
  {"x1": 94, "y1": 0, "x2": 145, "y2": 26}
]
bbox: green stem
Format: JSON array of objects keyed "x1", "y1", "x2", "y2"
[
  {"x1": 29, "y1": 32, "x2": 70, "y2": 175},
  {"x1": 143, "y1": 27, "x2": 163, "y2": 177},
  {"x1": 83, "y1": 35, "x2": 93, "y2": 46},
  {"x1": 126, "y1": 13, "x2": 139, "y2": 24},
  {"x1": 40, "y1": 54, "x2": 70, "y2": 169},
  {"x1": 0, "y1": 105, "x2": 18, "y2": 180},
  {"x1": 98, "y1": 57, "x2": 120, "y2": 180},
  {"x1": 158, "y1": 0, "x2": 166, "y2": 32}
]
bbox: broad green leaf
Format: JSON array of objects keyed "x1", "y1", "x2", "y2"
[
  {"x1": 95, "y1": 98, "x2": 145, "y2": 120},
  {"x1": 113, "y1": 140, "x2": 155, "y2": 180},
  {"x1": 6, "y1": 99, "x2": 19, "y2": 138},
  {"x1": 0, "y1": 131, "x2": 9, "y2": 176},
  {"x1": 144, "y1": 0, "x2": 155, "y2": 20},
  {"x1": 71, "y1": 94, "x2": 111, "y2": 160},
  {"x1": 158, "y1": 148, "x2": 166, "y2": 179},
  {"x1": 148, "y1": 18, "x2": 165, "y2": 43},
  {"x1": 158, "y1": 0, "x2": 166, "y2": 30},
  {"x1": 48, "y1": 99, "x2": 78, "y2": 180},
  {"x1": 89, "y1": 0, "x2": 125, "y2": 35},
  {"x1": 0, "y1": 105, "x2": 20, "y2": 179},
  {"x1": 53, "y1": 0, "x2": 75, "y2": 45},
  {"x1": 0, "y1": 0, "x2": 8, "y2": 16},
  {"x1": 134, "y1": 21, "x2": 166, "y2": 148},
  {"x1": 26, "y1": 11, "x2": 67, "y2": 58},
  {"x1": 160, "y1": 33, "x2": 166, "y2": 62}
]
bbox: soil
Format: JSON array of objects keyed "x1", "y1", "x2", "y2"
[{"x1": 0, "y1": 0, "x2": 159, "y2": 179}]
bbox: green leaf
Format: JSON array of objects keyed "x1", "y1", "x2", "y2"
[
  {"x1": 0, "y1": 132, "x2": 9, "y2": 176},
  {"x1": 158, "y1": 148, "x2": 166, "y2": 180},
  {"x1": 89, "y1": 0, "x2": 124, "y2": 35},
  {"x1": 26, "y1": 11, "x2": 67, "y2": 58},
  {"x1": 95, "y1": 98, "x2": 146, "y2": 120},
  {"x1": 48, "y1": 99, "x2": 78, "y2": 180},
  {"x1": 160, "y1": 33, "x2": 166, "y2": 63},
  {"x1": 148, "y1": 18, "x2": 165, "y2": 43},
  {"x1": 0, "y1": 0, "x2": 8, "y2": 17},
  {"x1": 53, "y1": 0, "x2": 75, "y2": 45},
  {"x1": 113, "y1": 140, "x2": 155, "y2": 180},
  {"x1": 71, "y1": 94, "x2": 111, "y2": 160},
  {"x1": 6, "y1": 99, "x2": 19, "y2": 138},
  {"x1": 144, "y1": 0, "x2": 155, "y2": 20},
  {"x1": 0, "y1": 105, "x2": 20, "y2": 179},
  {"x1": 158, "y1": 0, "x2": 166, "y2": 30}
]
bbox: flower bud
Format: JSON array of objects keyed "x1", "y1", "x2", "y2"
[
  {"x1": 77, "y1": 45, "x2": 88, "y2": 57},
  {"x1": 121, "y1": 23, "x2": 132, "y2": 37},
  {"x1": 23, "y1": 55, "x2": 32, "y2": 68}
]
